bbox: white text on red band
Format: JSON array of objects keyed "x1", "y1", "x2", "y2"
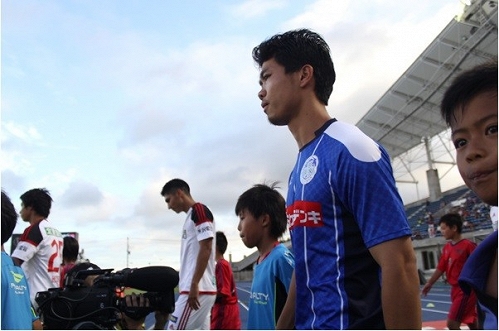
[{"x1": 286, "y1": 201, "x2": 324, "y2": 230}]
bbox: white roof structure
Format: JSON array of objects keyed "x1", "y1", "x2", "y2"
[
  {"x1": 357, "y1": 0, "x2": 497, "y2": 157},
  {"x1": 356, "y1": 0, "x2": 497, "y2": 196}
]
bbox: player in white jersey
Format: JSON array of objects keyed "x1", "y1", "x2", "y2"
[
  {"x1": 12, "y1": 188, "x2": 63, "y2": 310},
  {"x1": 161, "y1": 179, "x2": 216, "y2": 330}
]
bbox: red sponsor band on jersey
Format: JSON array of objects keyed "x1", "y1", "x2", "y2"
[{"x1": 287, "y1": 201, "x2": 323, "y2": 230}]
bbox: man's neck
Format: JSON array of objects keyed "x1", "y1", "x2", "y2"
[
  {"x1": 288, "y1": 103, "x2": 332, "y2": 149},
  {"x1": 182, "y1": 196, "x2": 197, "y2": 213}
]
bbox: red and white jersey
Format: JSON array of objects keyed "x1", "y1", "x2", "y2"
[
  {"x1": 11, "y1": 219, "x2": 63, "y2": 307},
  {"x1": 178, "y1": 203, "x2": 216, "y2": 294}
]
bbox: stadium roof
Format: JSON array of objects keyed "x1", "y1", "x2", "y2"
[{"x1": 356, "y1": 0, "x2": 498, "y2": 159}]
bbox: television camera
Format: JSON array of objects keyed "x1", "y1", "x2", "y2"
[{"x1": 35, "y1": 266, "x2": 179, "y2": 330}]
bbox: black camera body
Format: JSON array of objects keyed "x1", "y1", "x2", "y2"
[{"x1": 35, "y1": 267, "x2": 176, "y2": 330}]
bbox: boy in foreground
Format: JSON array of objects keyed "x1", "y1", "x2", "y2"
[{"x1": 440, "y1": 60, "x2": 497, "y2": 329}]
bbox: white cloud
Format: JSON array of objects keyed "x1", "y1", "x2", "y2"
[
  {"x1": 2, "y1": 121, "x2": 42, "y2": 143},
  {"x1": 282, "y1": 0, "x2": 348, "y2": 32},
  {"x1": 60, "y1": 180, "x2": 105, "y2": 208},
  {"x1": 228, "y1": 0, "x2": 287, "y2": 20}
]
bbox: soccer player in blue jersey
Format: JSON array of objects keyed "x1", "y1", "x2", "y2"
[
  {"x1": 252, "y1": 29, "x2": 421, "y2": 329},
  {"x1": 235, "y1": 183, "x2": 295, "y2": 330},
  {"x1": 440, "y1": 60, "x2": 497, "y2": 329}
]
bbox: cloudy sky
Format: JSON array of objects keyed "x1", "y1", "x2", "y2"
[{"x1": 2, "y1": 0, "x2": 465, "y2": 271}]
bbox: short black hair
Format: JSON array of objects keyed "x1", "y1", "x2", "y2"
[
  {"x1": 253, "y1": 28, "x2": 336, "y2": 105},
  {"x1": 235, "y1": 182, "x2": 287, "y2": 239},
  {"x1": 441, "y1": 60, "x2": 498, "y2": 127},
  {"x1": 20, "y1": 188, "x2": 53, "y2": 218},
  {"x1": 439, "y1": 213, "x2": 463, "y2": 233},
  {"x1": 160, "y1": 178, "x2": 190, "y2": 196},
  {"x1": 63, "y1": 236, "x2": 79, "y2": 262},
  {"x1": 216, "y1": 231, "x2": 228, "y2": 255},
  {"x1": 2, "y1": 191, "x2": 18, "y2": 244}
]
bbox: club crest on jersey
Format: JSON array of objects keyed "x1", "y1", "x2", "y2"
[
  {"x1": 287, "y1": 201, "x2": 323, "y2": 230},
  {"x1": 300, "y1": 155, "x2": 318, "y2": 184}
]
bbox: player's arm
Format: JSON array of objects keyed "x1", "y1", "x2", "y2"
[
  {"x1": 215, "y1": 263, "x2": 231, "y2": 300},
  {"x1": 31, "y1": 305, "x2": 43, "y2": 330},
  {"x1": 369, "y1": 236, "x2": 422, "y2": 329},
  {"x1": 276, "y1": 271, "x2": 296, "y2": 329},
  {"x1": 13, "y1": 257, "x2": 24, "y2": 266},
  {"x1": 32, "y1": 319, "x2": 43, "y2": 330},
  {"x1": 188, "y1": 237, "x2": 213, "y2": 310},
  {"x1": 421, "y1": 268, "x2": 444, "y2": 296}
]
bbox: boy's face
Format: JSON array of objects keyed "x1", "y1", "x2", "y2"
[
  {"x1": 19, "y1": 203, "x2": 32, "y2": 222},
  {"x1": 451, "y1": 91, "x2": 498, "y2": 206},
  {"x1": 237, "y1": 209, "x2": 263, "y2": 249},
  {"x1": 439, "y1": 222, "x2": 458, "y2": 240}
]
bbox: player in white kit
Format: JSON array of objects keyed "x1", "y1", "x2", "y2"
[
  {"x1": 12, "y1": 188, "x2": 63, "y2": 310},
  {"x1": 161, "y1": 179, "x2": 216, "y2": 330}
]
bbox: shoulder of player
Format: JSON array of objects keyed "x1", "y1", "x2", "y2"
[
  {"x1": 322, "y1": 121, "x2": 383, "y2": 163},
  {"x1": 270, "y1": 245, "x2": 294, "y2": 263},
  {"x1": 37, "y1": 220, "x2": 63, "y2": 238},
  {"x1": 190, "y1": 203, "x2": 214, "y2": 222}
]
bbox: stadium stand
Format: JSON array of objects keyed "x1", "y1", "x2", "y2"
[{"x1": 408, "y1": 185, "x2": 494, "y2": 240}]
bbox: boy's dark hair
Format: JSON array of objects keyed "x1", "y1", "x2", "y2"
[
  {"x1": 441, "y1": 60, "x2": 498, "y2": 126},
  {"x1": 439, "y1": 213, "x2": 463, "y2": 233},
  {"x1": 252, "y1": 28, "x2": 336, "y2": 106},
  {"x1": 63, "y1": 236, "x2": 80, "y2": 262},
  {"x1": 20, "y1": 188, "x2": 53, "y2": 218},
  {"x1": 2, "y1": 191, "x2": 18, "y2": 244},
  {"x1": 235, "y1": 182, "x2": 287, "y2": 239},
  {"x1": 216, "y1": 231, "x2": 228, "y2": 255},
  {"x1": 160, "y1": 178, "x2": 190, "y2": 196}
]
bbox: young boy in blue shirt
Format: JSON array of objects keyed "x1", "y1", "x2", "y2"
[
  {"x1": 235, "y1": 183, "x2": 294, "y2": 330},
  {"x1": 1, "y1": 191, "x2": 41, "y2": 330}
]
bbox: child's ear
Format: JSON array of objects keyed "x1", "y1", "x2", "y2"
[{"x1": 261, "y1": 214, "x2": 271, "y2": 228}]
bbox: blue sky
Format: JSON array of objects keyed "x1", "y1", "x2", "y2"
[{"x1": 2, "y1": 0, "x2": 464, "y2": 270}]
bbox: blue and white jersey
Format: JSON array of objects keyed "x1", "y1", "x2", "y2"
[
  {"x1": 459, "y1": 230, "x2": 498, "y2": 330},
  {"x1": 247, "y1": 243, "x2": 294, "y2": 330},
  {"x1": 286, "y1": 119, "x2": 411, "y2": 329}
]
